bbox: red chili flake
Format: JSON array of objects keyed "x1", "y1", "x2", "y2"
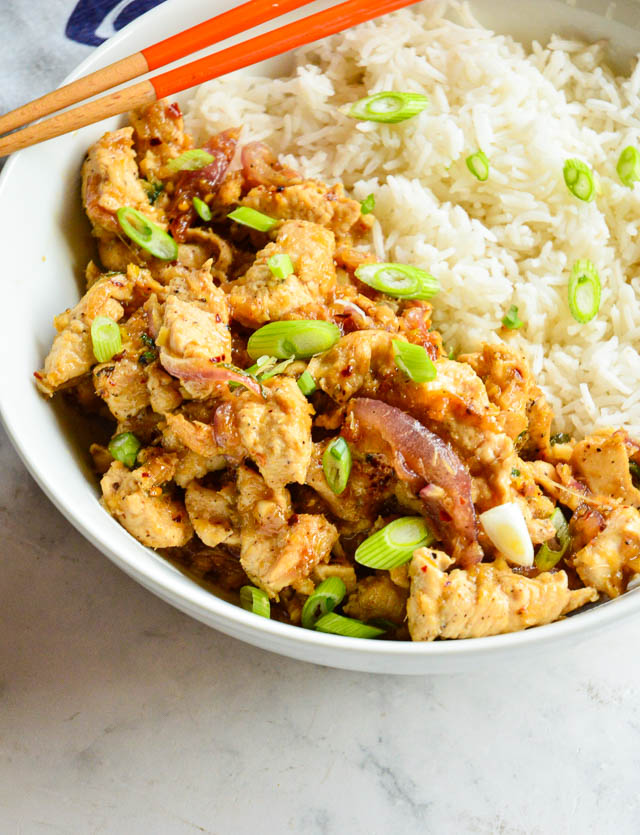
[
  {"x1": 167, "y1": 102, "x2": 182, "y2": 118},
  {"x1": 141, "y1": 472, "x2": 150, "y2": 478},
  {"x1": 421, "y1": 565, "x2": 428, "y2": 573}
]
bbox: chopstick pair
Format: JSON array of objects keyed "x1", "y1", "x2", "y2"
[{"x1": 0, "y1": 0, "x2": 418, "y2": 158}]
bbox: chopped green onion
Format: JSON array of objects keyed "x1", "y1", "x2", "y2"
[
  {"x1": 322, "y1": 437, "x2": 352, "y2": 495},
  {"x1": 502, "y1": 304, "x2": 523, "y2": 329},
  {"x1": 247, "y1": 320, "x2": 340, "y2": 359},
  {"x1": 301, "y1": 577, "x2": 347, "y2": 629},
  {"x1": 91, "y1": 316, "x2": 122, "y2": 363},
  {"x1": 258, "y1": 356, "x2": 295, "y2": 381},
  {"x1": 629, "y1": 461, "x2": 640, "y2": 488},
  {"x1": 227, "y1": 206, "x2": 278, "y2": 232},
  {"x1": 239, "y1": 585, "x2": 270, "y2": 618},
  {"x1": 466, "y1": 150, "x2": 489, "y2": 181},
  {"x1": 563, "y1": 158, "x2": 596, "y2": 202},
  {"x1": 617, "y1": 146, "x2": 640, "y2": 187},
  {"x1": 108, "y1": 432, "x2": 141, "y2": 469},
  {"x1": 354, "y1": 262, "x2": 439, "y2": 300},
  {"x1": 166, "y1": 148, "x2": 214, "y2": 173},
  {"x1": 447, "y1": 346, "x2": 456, "y2": 361},
  {"x1": 117, "y1": 207, "x2": 178, "y2": 261},
  {"x1": 535, "y1": 508, "x2": 570, "y2": 571},
  {"x1": 550, "y1": 432, "x2": 571, "y2": 446},
  {"x1": 192, "y1": 196, "x2": 212, "y2": 221},
  {"x1": 141, "y1": 333, "x2": 155, "y2": 348},
  {"x1": 392, "y1": 339, "x2": 437, "y2": 383},
  {"x1": 355, "y1": 516, "x2": 434, "y2": 570},
  {"x1": 568, "y1": 259, "x2": 600, "y2": 323},
  {"x1": 341, "y1": 91, "x2": 428, "y2": 124},
  {"x1": 360, "y1": 193, "x2": 375, "y2": 215},
  {"x1": 297, "y1": 370, "x2": 317, "y2": 396},
  {"x1": 511, "y1": 468, "x2": 521, "y2": 478},
  {"x1": 314, "y1": 612, "x2": 385, "y2": 638},
  {"x1": 267, "y1": 253, "x2": 294, "y2": 279}
]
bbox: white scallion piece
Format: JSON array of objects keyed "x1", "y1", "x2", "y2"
[{"x1": 479, "y1": 502, "x2": 534, "y2": 567}]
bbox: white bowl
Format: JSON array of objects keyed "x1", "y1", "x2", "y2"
[{"x1": 2, "y1": 0, "x2": 640, "y2": 674}]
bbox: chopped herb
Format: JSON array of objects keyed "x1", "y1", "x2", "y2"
[
  {"x1": 502, "y1": 304, "x2": 523, "y2": 329},
  {"x1": 568, "y1": 260, "x2": 601, "y2": 324},
  {"x1": 360, "y1": 193, "x2": 375, "y2": 215},
  {"x1": 144, "y1": 180, "x2": 164, "y2": 204},
  {"x1": 341, "y1": 92, "x2": 428, "y2": 123},
  {"x1": 563, "y1": 158, "x2": 596, "y2": 202},
  {"x1": 138, "y1": 350, "x2": 157, "y2": 366},
  {"x1": 511, "y1": 468, "x2": 521, "y2": 478},
  {"x1": 550, "y1": 432, "x2": 570, "y2": 445},
  {"x1": 140, "y1": 333, "x2": 156, "y2": 348},
  {"x1": 630, "y1": 461, "x2": 640, "y2": 488}
]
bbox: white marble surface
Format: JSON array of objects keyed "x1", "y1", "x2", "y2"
[
  {"x1": 4, "y1": 423, "x2": 640, "y2": 835},
  {"x1": 3, "y1": 7, "x2": 640, "y2": 833}
]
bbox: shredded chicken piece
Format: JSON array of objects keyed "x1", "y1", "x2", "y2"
[
  {"x1": 407, "y1": 548, "x2": 597, "y2": 640},
  {"x1": 185, "y1": 481, "x2": 240, "y2": 548},
  {"x1": 305, "y1": 442, "x2": 395, "y2": 525},
  {"x1": 157, "y1": 263, "x2": 232, "y2": 398},
  {"x1": 572, "y1": 431, "x2": 640, "y2": 508},
  {"x1": 243, "y1": 180, "x2": 372, "y2": 242},
  {"x1": 101, "y1": 452, "x2": 193, "y2": 548},
  {"x1": 227, "y1": 220, "x2": 336, "y2": 327},
  {"x1": 572, "y1": 506, "x2": 640, "y2": 598},
  {"x1": 35, "y1": 267, "x2": 159, "y2": 396},
  {"x1": 130, "y1": 100, "x2": 192, "y2": 181},
  {"x1": 236, "y1": 466, "x2": 338, "y2": 596},
  {"x1": 215, "y1": 376, "x2": 313, "y2": 489}
]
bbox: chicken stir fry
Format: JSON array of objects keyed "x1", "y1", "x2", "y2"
[{"x1": 35, "y1": 101, "x2": 640, "y2": 641}]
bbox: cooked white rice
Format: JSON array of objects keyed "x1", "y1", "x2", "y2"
[{"x1": 184, "y1": 0, "x2": 640, "y2": 437}]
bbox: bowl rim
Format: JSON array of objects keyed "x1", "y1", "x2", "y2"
[{"x1": 1, "y1": 0, "x2": 639, "y2": 666}]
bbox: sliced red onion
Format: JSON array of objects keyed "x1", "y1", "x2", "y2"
[{"x1": 345, "y1": 398, "x2": 482, "y2": 567}]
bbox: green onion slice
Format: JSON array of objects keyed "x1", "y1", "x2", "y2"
[
  {"x1": 534, "y1": 508, "x2": 570, "y2": 571},
  {"x1": 257, "y1": 356, "x2": 295, "y2": 382},
  {"x1": 247, "y1": 320, "x2": 340, "y2": 359},
  {"x1": 563, "y1": 158, "x2": 596, "y2": 202},
  {"x1": 314, "y1": 612, "x2": 385, "y2": 638},
  {"x1": 550, "y1": 432, "x2": 571, "y2": 445},
  {"x1": 568, "y1": 259, "x2": 600, "y2": 323},
  {"x1": 239, "y1": 585, "x2": 270, "y2": 618},
  {"x1": 354, "y1": 262, "x2": 439, "y2": 300},
  {"x1": 355, "y1": 516, "x2": 434, "y2": 570},
  {"x1": 322, "y1": 437, "x2": 352, "y2": 496},
  {"x1": 502, "y1": 304, "x2": 523, "y2": 330},
  {"x1": 91, "y1": 316, "x2": 122, "y2": 363},
  {"x1": 617, "y1": 146, "x2": 640, "y2": 187},
  {"x1": 392, "y1": 339, "x2": 437, "y2": 383},
  {"x1": 301, "y1": 577, "x2": 347, "y2": 629},
  {"x1": 192, "y1": 196, "x2": 212, "y2": 221},
  {"x1": 360, "y1": 193, "x2": 375, "y2": 215},
  {"x1": 630, "y1": 461, "x2": 640, "y2": 489},
  {"x1": 297, "y1": 370, "x2": 317, "y2": 396},
  {"x1": 227, "y1": 206, "x2": 279, "y2": 232},
  {"x1": 268, "y1": 253, "x2": 294, "y2": 279},
  {"x1": 466, "y1": 150, "x2": 489, "y2": 181},
  {"x1": 117, "y1": 206, "x2": 178, "y2": 261},
  {"x1": 341, "y1": 91, "x2": 428, "y2": 123},
  {"x1": 166, "y1": 149, "x2": 214, "y2": 173},
  {"x1": 108, "y1": 432, "x2": 141, "y2": 469}
]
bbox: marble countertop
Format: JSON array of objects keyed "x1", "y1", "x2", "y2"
[{"x1": 3, "y1": 6, "x2": 640, "y2": 833}]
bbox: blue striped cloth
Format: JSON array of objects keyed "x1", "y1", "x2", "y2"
[{"x1": 0, "y1": 0, "x2": 166, "y2": 151}]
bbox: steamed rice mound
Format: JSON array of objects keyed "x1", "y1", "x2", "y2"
[{"x1": 185, "y1": 0, "x2": 640, "y2": 437}]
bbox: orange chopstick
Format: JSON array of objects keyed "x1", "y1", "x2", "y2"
[
  {"x1": 0, "y1": 0, "x2": 419, "y2": 158},
  {"x1": 0, "y1": 0, "x2": 316, "y2": 136}
]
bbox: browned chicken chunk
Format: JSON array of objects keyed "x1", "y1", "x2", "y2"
[{"x1": 407, "y1": 549, "x2": 597, "y2": 640}]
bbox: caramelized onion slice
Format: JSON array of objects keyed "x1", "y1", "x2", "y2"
[
  {"x1": 344, "y1": 398, "x2": 482, "y2": 567},
  {"x1": 241, "y1": 141, "x2": 302, "y2": 188},
  {"x1": 160, "y1": 354, "x2": 261, "y2": 396}
]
